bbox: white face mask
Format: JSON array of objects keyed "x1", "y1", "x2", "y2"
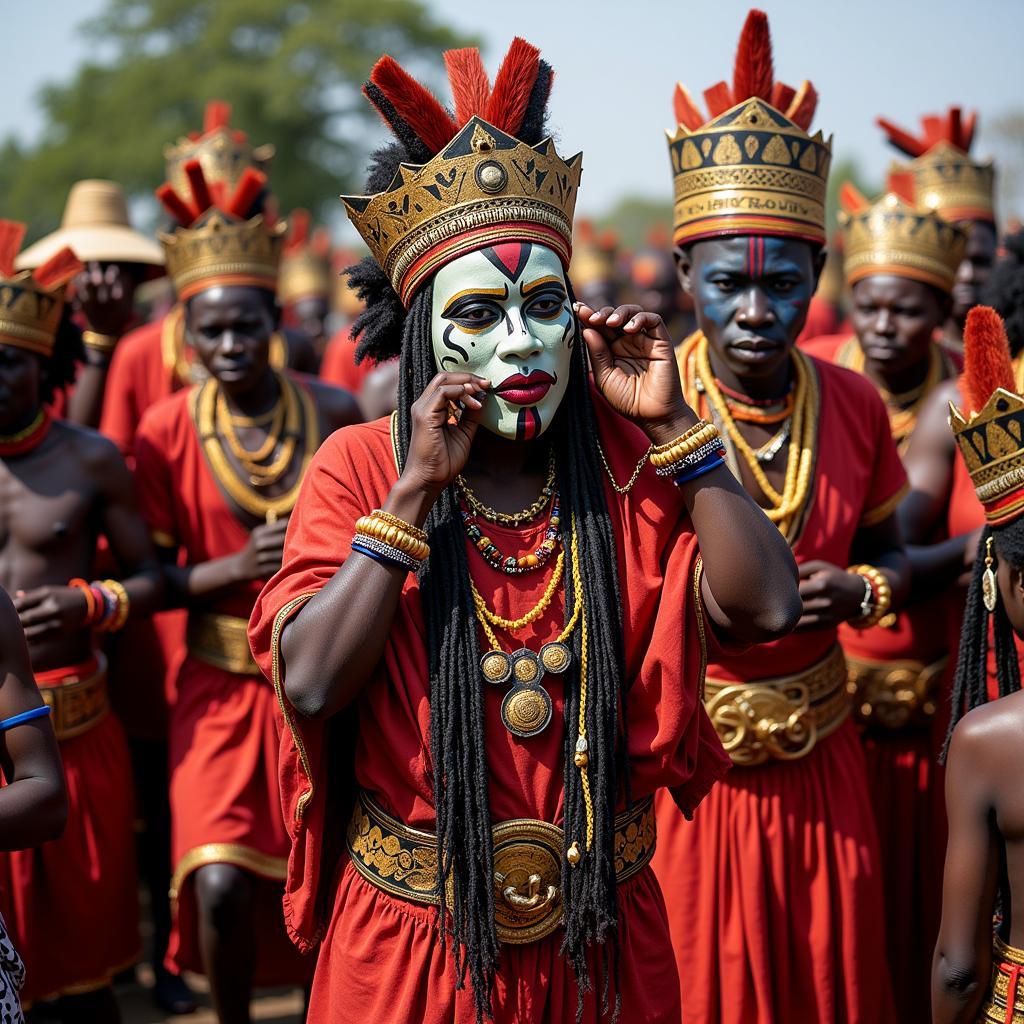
[{"x1": 430, "y1": 243, "x2": 575, "y2": 441}]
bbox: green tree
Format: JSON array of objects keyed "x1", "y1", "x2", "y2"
[{"x1": 1, "y1": 0, "x2": 473, "y2": 241}]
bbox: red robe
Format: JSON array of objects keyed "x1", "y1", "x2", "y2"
[
  {"x1": 0, "y1": 659, "x2": 139, "y2": 1004},
  {"x1": 653, "y1": 357, "x2": 906, "y2": 1024},
  {"x1": 134, "y1": 388, "x2": 309, "y2": 985},
  {"x1": 248, "y1": 397, "x2": 731, "y2": 1023},
  {"x1": 319, "y1": 326, "x2": 374, "y2": 394},
  {"x1": 805, "y1": 334, "x2": 957, "y2": 1019}
]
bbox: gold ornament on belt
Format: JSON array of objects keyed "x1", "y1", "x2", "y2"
[{"x1": 846, "y1": 653, "x2": 947, "y2": 730}]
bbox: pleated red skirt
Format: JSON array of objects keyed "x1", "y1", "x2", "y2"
[
  {"x1": 652, "y1": 720, "x2": 896, "y2": 1024},
  {"x1": 307, "y1": 859, "x2": 681, "y2": 1024}
]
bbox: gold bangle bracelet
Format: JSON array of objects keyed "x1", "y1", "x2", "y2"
[
  {"x1": 368, "y1": 509, "x2": 428, "y2": 543},
  {"x1": 848, "y1": 564, "x2": 893, "y2": 628},
  {"x1": 652, "y1": 419, "x2": 713, "y2": 452},
  {"x1": 82, "y1": 331, "x2": 120, "y2": 353},
  {"x1": 650, "y1": 425, "x2": 721, "y2": 468},
  {"x1": 355, "y1": 517, "x2": 430, "y2": 561},
  {"x1": 97, "y1": 578, "x2": 130, "y2": 633}
]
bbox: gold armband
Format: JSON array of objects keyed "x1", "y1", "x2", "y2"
[
  {"x1": 82, "y1": 331, "x2": 120, "y2": 354},
  {"x1": 649, "y1": 420, "x2": 722, "y2": 469},
  {"x1": 848, "y1": 564, "x2": 893, "y2": 629}
]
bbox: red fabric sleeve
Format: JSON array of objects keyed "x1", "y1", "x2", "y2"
[
  {"x1": 859, "y1": 385, "x2": 909, "y2": 527},
  {"x1": 133, "y1": 406, "x2": 179, "y2": 548},
  {"x1": 319, "y1": 327, "x2": 373, "y2": 394}
]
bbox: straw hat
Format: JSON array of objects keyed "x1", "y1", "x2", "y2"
[{"x1": 16, "y1": 180, "x2": 164, "y2": 270}]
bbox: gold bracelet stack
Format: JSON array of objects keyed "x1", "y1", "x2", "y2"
[
  {"x1": 82, "y1": 331, "x2": 120, "y2": 355},
  {"x1": 648, "y1": 419, "x2": 723, "y2": 477},
  {"x1": 848, "y1": 564, "x2": 893, "y2": 629},
  {"x1": 353, "y1": 509, "x2": 430, "y2": 571},
  {"x1": 96, "y1": 578, "x2": 130, "y2": 633}
]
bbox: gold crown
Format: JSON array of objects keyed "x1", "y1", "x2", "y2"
[
  {"x1": 159, "y1": 211, "x2": 284, "y2": 302},
  {"x1": 164, "y1": 101, "x2": 274, "y2": 199},
  {"x1": 342, "y1": 117, "x2": 582, "y2": 307},
  {"x1": 0, "y1": 221, "x2": 83, "y2": 356},
  {"x1": 280, "y1": 251, "x2": 332, "y2": 306},
  {"x1": 839, "y1": 191, "x2": 967, "y2": 292},
  {"x1": 668, "y1": 98, "x2": 832, "y2": 248},
  {"x1": 894, "y1": 143, "x2": 996, "y2": 225}
]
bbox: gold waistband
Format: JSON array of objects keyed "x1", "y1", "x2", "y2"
[
  {"x1": 346, "y1": 791, "x2": 656, "y2": 946},
  {"x1": 186, "y1": 612, "x2": 261, "y2": 676},
  {"x1": 703, "y1": 644, "x2": 850, "y2": 766},
  {"x1": 845, "y1": 652, "x2": 948, "y2": 731},
  {"x1": 36, "y1": 656, "x2": 109, "y2": 741},
  {"x1": 979, "y1": 935, "x2": 1024, "y2": 1023}
]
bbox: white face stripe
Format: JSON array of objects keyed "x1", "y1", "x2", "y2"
[{"x1": 430, "y1": 244, "x2": 574, "y2": 442}]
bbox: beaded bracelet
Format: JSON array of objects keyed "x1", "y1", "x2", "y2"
[
  {"x1": 68, "y1": 578, "x2": 99, "y2": 626},
  {"x1": 654, "y1": 438, "x2": 726, "y2": 476},
  {"x1": 354, "y1": 511, "x2": 430, "y2": 562},
  {"x1": 351, "y1": 536, "x2": 420, "y2": 573},
  {"x1": 848, "y1": 564, "x2": 893, "y2": 629},
  {"x1": 95, "y1": 578, "x2": 130, "y2": 633},
  {"x1": 674, "y1": 452, "x2": 726, "y2": 486},
  {"x1": 649, "y1": 420, "x2": 722, "y2": 470}
]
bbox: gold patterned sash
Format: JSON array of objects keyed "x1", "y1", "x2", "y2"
[
  {"x1": 346, "y1": 791, "x2": 656, "y2": 945},
  {"x1": 187, "y1": 612, "x2": 261, "y2": 676},
  {"x1": 979, "y1": 934, "x2": 1024, "y2": 1023},
  {"x1": 845, "y1": 652, "x2": 948, "y2": 730},
  {"x1": 36, "y1": 655, "x2": 109, "y2": 741},
  {"x1": 704, "y1": 644, "x2": 850, "y2": 766}
]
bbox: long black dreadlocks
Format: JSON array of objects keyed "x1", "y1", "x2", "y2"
[{"x1": 347, "y1": 153, "x2": 629, "y2": 1024}]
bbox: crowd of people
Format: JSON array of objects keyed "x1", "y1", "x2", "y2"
[{"x1": 1, "y1": 9, "x2": 1023, "y2": 1024}]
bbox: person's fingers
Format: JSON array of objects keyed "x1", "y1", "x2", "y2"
[
  {"x1": 18, "y1": 603, "x2": 55, "y2": 627},
  {"x1": 619, "y1": 311, "x2": 670, "y2": 343},
  {"x1": 797, "y1": 560, "x2": 829, "y2": 578},
  {"x1": 581, "y1": 327, "x2": 615, "y2": 381},
  {"x1": 24, "y1": 622, "x2": 58, "y2": 640},
  {"x1": 605, "y1": 304, "x2": 644, "y2": 328},
  {"x1": 12, "y1": 588, "x2": 47, "y2": 611}
]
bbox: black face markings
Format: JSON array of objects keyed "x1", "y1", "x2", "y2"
[
  {"x1": 560, "y1": 310, "x2": 574, "y2": 348},
  {"x1": 481, "y1": 242, "x2": 532, "y2": 283},
  {"x1": 441, "y1": 323, "x2": 468, "y2": 368},
  {"x1": 515, "y1": 406, "x2": 542, "y2": 442}
]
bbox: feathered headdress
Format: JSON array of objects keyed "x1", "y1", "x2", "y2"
[
  {"x1": 0, "y1": 221, "x2": 83, "y2": 356},
  {"x1": 667, "y1": 9, "x2": 832, "y2": 247},
  {"x1": 950, "y1": 307, "x2": 1024, "y2": 525},
  {"x1": 342, "y1": 38, "x2": 581, "y2": 307},
  {"x1": 878, "y1": 106, "x2": 995, "y2": 224}
]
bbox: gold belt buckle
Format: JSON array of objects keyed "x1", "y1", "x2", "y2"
[
  {"x1": 491, "y1": 819, "x2": 563, "y2": 944},
  {"x1": 706, "y1": 680, "x2": 816, "y2": 767}
]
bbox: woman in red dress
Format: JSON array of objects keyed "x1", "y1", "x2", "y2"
[{"x1": 250, "y1": 38, "x2": 801, "y2": 1024}]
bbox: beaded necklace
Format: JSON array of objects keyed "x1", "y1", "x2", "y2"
[
  {"x1": 0, "y1": 409, "x2": 52, "y2": 457},
  {"x1": 461, "y1": 492, "x2": 561, "y2": 575},
  {"x1": 456, "y1": 449, "x2": 556, "y2": 527}
]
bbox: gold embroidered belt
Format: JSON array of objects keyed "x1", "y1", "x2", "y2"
[
  {"x1": 186, "y1": 612, "x2": 261, "y2": 676},
  {"x1": 36, "y1": 655, "x2": 109, "y2": 741},
  {"x1": 704, "y1": 644, "x2": 850, "y2": 766},
  {"x1": 346, "y1": 790, "x2": 656, "y2": 945},
  {"x1": 845, "y1": 652, "x2": 948, "y2": 731},
  {"x1": 979, "y1": 934, "x2": 1024, "y2": 1023}
]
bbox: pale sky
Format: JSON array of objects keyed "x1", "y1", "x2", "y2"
[{"x1": 5, "y1": 0, "x2": 1022, "y2": 221}]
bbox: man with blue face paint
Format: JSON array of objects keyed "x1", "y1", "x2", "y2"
[{"x1": 651, "y1": 10, "x2": 909, "y2": 1023}]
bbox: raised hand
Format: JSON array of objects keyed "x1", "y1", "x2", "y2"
[
  {"x1": 233, "y1": 518, "x2": 291, "y2": 582},
  {"x1": 72, "y1": 261, "x2": 136, "y2": 340},
  {"x1": 577, "y1": 302, "x2": 696, "y2": 444}
]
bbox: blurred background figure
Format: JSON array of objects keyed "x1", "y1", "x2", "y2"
[
  {"x1": 279, "y1": 209, "x2": 333, "y2": 369},
  {"x1": 569, "y1": 218, "x2": 622, "y2": 311},
  {"x1": 628, "y1": 225, "x2": 695, "y2": 343}
]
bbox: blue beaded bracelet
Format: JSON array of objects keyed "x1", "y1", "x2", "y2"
[
  {"x1": 0, "y1": 705, "x2": 52, "y2": 732},
  {"x1": 351, "y1": 540, "x2": 414, "y2": 573},
  {"x1": 674, "y1": 453, "x2": 726, "y2": 486}
]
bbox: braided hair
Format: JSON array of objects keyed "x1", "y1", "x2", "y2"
[{"x1": 347, "y1": 159, "x2": 629, "y2": 1024}]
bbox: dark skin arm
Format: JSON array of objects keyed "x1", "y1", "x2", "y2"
[
  {"x1": 282, "y1": 305, "x2": 801, "y2": 720},
  {"x1": 65, "y1": 263, "x2": 138, "y2": 429},
  {"x1": 14, "y1": 435, "x2": 163, "y2": 639},
  {"x1": 932, "y1": 712, "x2": 1001, "y2": 1024},
  {"x1": 0, "y1": 588, "x2": 67, "y2": 848},
  {"x1": 899, "y1": 378, "x2": 976, "y2": 595},
  {"x1": 796, "y1": 513, "x2": 909, "y2": 630}
]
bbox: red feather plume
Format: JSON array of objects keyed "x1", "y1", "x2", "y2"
[
  {"x1": 673, "y1": 83, "x2": 705, "y2": 131},
  {"x1": 786, "y1": 81, "x2": 818, "y2": 132},
  {"x1": 285, "y1": 209, "x2": 312, "y2": 254},
  {"x1": 370, "y1": 56, "x2": 457, "y2": 154},
  {"x1": 962, "y1": 111, "x2": 977, "y2": 151},
  {"x1": 886, "y1": 171, "x2": 917, "y2": 204},
  {"x1": 204, "y1": 100, "x2": 232, "y2": 134},
  {"x1": 878, "y1": 106, "x2": 979, "y2": 158},
  {"x1": 703, "y1": 82, "x2": 734, "y2": 118},
  {"x1": 921, "y1": 115, "x2": 945, "y2": 149},
  {"x1": 0, "y1": 221, "x2": 26, "y2": 277},
  {"x1": 732, "y1": 9, "x2": 774, "y2": 104},
  {"x1": 839, "y1": 182, "x2": 868, "y2": 214},
  {"x1": 486, "y1": 37, "x2": 541, "y2": 137},
  {"x1": 444, "y1": 48, "x2": 491, "y2": 127},
  {"x1": 184, "y1": 160, "x2": 213, "y2": 214},
  {"x1": 962, "y1": 306, "x2": 1015, "y2": 414},
  {"x1": 771, "y1": 82, "x2": 796, "y2": 114},
  {"x1": 33, "y1": 247, "x2": 84, "y2": 290},
  {"x1": 156, "y1": 184, "x2": 197, "y2": 227},
  {"x1": 226, "y1": 168, "x2": 266, "y2": 220}
]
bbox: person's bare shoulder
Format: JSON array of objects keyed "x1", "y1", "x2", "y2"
[
  {"x1": 304, "y1": 377, "x2": 362, "y2": 432},
  {"x1": 950, "y1": 692, "x2": 1024, "y2": 779}
]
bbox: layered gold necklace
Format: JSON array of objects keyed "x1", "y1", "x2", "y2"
[
  {"x1": 192, "y1": 371, "x2": 317, "y2": 522},
  {"x1": 677, "y1": 331, "x2": 819, "y2": 543},
  {"x1": 836, "y1": 337, "x2": 955, "y2": 452}
]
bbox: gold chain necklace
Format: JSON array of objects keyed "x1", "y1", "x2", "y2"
[
  {"x1": 680, "y1": 331, "x2": 818, "y2": 542},
  {"x1": 457, "y1": 449, "x2": 557, "y2": 527},
  {"x1": 216, "y1": 377, "x2": 298, "y2": 486},
  {"x1": 193, "y1": 374, "x2": 317, "y2": 522}
]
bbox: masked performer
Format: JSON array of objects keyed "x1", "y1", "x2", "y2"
[
  {"x1": 932, "y1": 307, "x2": 1024, "y2": 1024},
  {"x1": 802, "y1": 179, "x2": 965, "y2": 1019},
  {"x1": 878, "y1": 107, "x2": 997, "y2": 349},
  {"x1": 133, "y1": 162, "x2": 358, "y2": 1022},
  {"x1": 249, "y1": 37, "x2": 801, "y2": 1024},
  {"x1": 650, "y1": 12, "x2": 910, "y2": 1022},
  {"x1": 0, "y1": 223, "x2": 162, "y2": 1021}
]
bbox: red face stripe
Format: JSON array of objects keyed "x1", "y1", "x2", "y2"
[
  {"x1": 755, "y1": 237, "x2": 765, "y2": 278},
  {"x1": 489, "y1": 242, "x2": 528, "y2": 280}
]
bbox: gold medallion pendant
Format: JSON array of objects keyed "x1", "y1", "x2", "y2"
[{"x1": 479, "y1": 643, "x2": 572, "y2": 738}]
